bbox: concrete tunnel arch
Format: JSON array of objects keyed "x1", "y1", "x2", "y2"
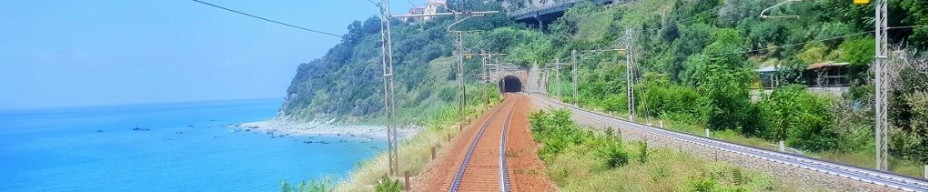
[{"x1": 498, "y1": 75, "x2": 523, "y2": 93}]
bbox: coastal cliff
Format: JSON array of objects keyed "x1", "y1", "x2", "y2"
[{"x1": 276, "y1": 11, "x2": 511, "y2": 122}]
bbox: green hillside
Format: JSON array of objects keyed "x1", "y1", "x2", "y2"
[
  {"x1": 278, "y1": 0, "x2": 928, "y2": 175},
  {"x1": 276, "y1": 4, "x2": 511, "y2": 123}
]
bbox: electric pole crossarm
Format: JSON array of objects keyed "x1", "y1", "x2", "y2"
[{"x1": 580, "y1": 48, "x2": 627, "y2": 53}]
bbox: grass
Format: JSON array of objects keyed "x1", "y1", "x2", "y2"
[
  {"x1": 815, "y1": 151, "x2": 925, "y2": 178},
  {"x1": 530, "y1": 109, "x2": 807, "y2": 191},
  {"x1": 547, "y1": 143, "x2": 796, "y2": 191},
  {"x1": 569, "y1": 99, "x2": 928, "y2": 179},
  {"x1": 331, "y1": 93, "x2": 503, "y2": 192}
]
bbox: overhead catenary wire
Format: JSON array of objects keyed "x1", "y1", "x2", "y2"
[
  {"x1": 365, "y1": 0, "x2": 380, "y2": 7},
  {"x1": 634, "y1": 6, "x2": 721, "y2": 33},
  {"x1": 404, "y1": 0, "x2": 419, "y2": 8},
  {"x1": 192, "y1": 0, "x2": 341, "y2": 37},
  {"x1": 705, "y1": 25, "x2": 928, "y2": 58}
]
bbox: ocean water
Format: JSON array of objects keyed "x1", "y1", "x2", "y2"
[{"x1": 0, "y1": 99, "x2": 385, "y2": 192}]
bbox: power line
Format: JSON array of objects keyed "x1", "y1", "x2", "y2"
[
  {"x1": 192, "y1": 0, "x2": 341, "y2": 37},
  {"x1": 706, "y1": 25, "x2": 928, "y2": 58},
  {"x1": 634, "y1": 6, "x2": 720, "y2": 33},
  {"x1": 404, "y1": 0, "x2": 419, "y2": 8},
  {"x1": 365, "y1": 0, "x2": 380, "y2": 8},
  {"x1": 708, "y1": 31, "x2": 872, "y2": 57}
]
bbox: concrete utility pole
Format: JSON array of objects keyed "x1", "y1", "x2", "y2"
[
  {"x1": 377, "y1": 0, "x2": 399, "y2": 175},
  {"x1": 625, "y1": 29, "x2": 636, "y2": 120},
  {"x1": 572, "y1": 49, "x2": 578, "y2": 105},
  {"x1": 874, "y1": 0, "x2": 889, "y2": 171}
]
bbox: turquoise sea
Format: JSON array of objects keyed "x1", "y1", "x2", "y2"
[{"x1": 0, "y1": 99, "x2": 384, "y2": 192}]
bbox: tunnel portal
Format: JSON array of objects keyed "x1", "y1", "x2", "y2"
[{"x1": 499, "y1": 75, "x2": 523, "y2": 93}]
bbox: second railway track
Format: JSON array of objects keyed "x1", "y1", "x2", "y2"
[{"x1": 530, "y1": 93, "x2": 928, "y2": 192}]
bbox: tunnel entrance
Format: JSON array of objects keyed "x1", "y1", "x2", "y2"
[{"x1": 499, "y1": 75, "x2": 523, "y2": 93}]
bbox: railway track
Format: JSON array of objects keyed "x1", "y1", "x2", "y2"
[
  {"x1": 448, "y1": 96, "x2": 519, "y2": 192},
  {"x1": 530, "y1": 93, "x2": 928, "y2": 192}
]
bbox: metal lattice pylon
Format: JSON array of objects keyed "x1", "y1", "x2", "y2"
[
  {"x1": 378, "y1": 0, "x2": 399, "y2": 175},
  {"x1": 455, "y1": 31, "x2": 466, "y2": 131},
  {"x1": 625, "y1": 29, "x2": 636, "y2": 120},
  {"x1": 874, "y1": 0, "x2": 889, "y2": 171},
  {"x1": 572, "y1": 49, "x2": 578, "y2": 105}
]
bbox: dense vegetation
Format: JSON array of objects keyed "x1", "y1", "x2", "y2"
[
  {"x1": 530, "y1": 109, "x2": 797, "y2": 191},
  {"x1": 277, "y1": 2, "x2": 511, "y2": 122},
  {"x1": 524, "y1": 0, "x2": 928, "y2": 175},
  {"x1": 278, "y1": 0, "x2": 928, "y2": 177}
]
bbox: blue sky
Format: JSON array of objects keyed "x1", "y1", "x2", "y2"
[{"x1": 0, "y1": 0, "x2": 416, "y2": 110}]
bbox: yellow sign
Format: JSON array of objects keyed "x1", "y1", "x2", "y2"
[{"x1": 854, "y1": 0, "x2": 869, "y2": 4}]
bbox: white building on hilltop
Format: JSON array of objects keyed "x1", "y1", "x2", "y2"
[{"x1": 423, "y1": 0, "x2": 446, "y2": 21}]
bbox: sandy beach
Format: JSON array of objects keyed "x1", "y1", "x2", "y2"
[{"x1": 236, "y1": 120, "x2": 420, "y2": 141}]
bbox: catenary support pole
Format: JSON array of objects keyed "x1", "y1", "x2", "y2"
[
  {"x1": 625, "y1": 29, "x2": 636, "y2": 121},
  {"x1": 874, "y1": 0, "x2": 889, "y2": 171},
  {"x1": 555, "y1": 58, "x2": 561, "y2": 99},
  {"x1": 455, "y1": 32, "x2": 465, "y2": 132},
  {"x1": 378, "y1": 0, "x2": 399, "y2": 175},
  {"x1": 572, "y1": 49, "x2": 578, "y2": 106}
]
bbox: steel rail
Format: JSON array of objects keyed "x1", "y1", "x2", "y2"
[
  {"x1": 498, "y1": 97, "x2": 517, "y2": 192},
  {"x1": 449, "y1": 96, "x2": 518, "y2": 192},
  {"x1": 530, "y1": 93, "x2": 928, "y2": 192}
]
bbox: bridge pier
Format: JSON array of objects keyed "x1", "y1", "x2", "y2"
[{"x1": 533, "y1": 14, "x2": 546, "y2": 31}]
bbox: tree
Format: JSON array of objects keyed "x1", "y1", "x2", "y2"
[
  {"x1": 362, "y1": 16, "x2": 381, "y2": 35},
  {"x1": 759, "y1": 85, "x2": 836, "y2": 152},
  {"x1": 684, "y1": 29, "x2": 757, "y2": 132},
  {"x1": 839, "y1": 37, "x2": 875, "y2": 80}
]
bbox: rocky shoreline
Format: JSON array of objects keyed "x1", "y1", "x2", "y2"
[{"x1": 237, "y1": 120, "x2": 421, "y2": 141}]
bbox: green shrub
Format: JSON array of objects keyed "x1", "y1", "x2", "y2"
[
  {"x1": 530, "y1": 109, "x2": 593, "y2": 160},
  {"x1": 759, "y1": 84, "x2": 836, "y2": 152},
  {"x1": 602, "y1": 94, "x2": 628, "y2": 112},
  {"x1": 595, "y1": 139, "x2": 629, "y2": 168},
  {"x1": 689, "y1": 177, "x2": 718, "y2": 192},
  {"x1": 649, "y1": 165, "x2": 670, "y2": 182},
  {"x1": 374, "y1": 175, "x2": 403, "y2": 192},
  {"x1": 731, "y1": 168, "x2": 745, "y2": 185}
]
